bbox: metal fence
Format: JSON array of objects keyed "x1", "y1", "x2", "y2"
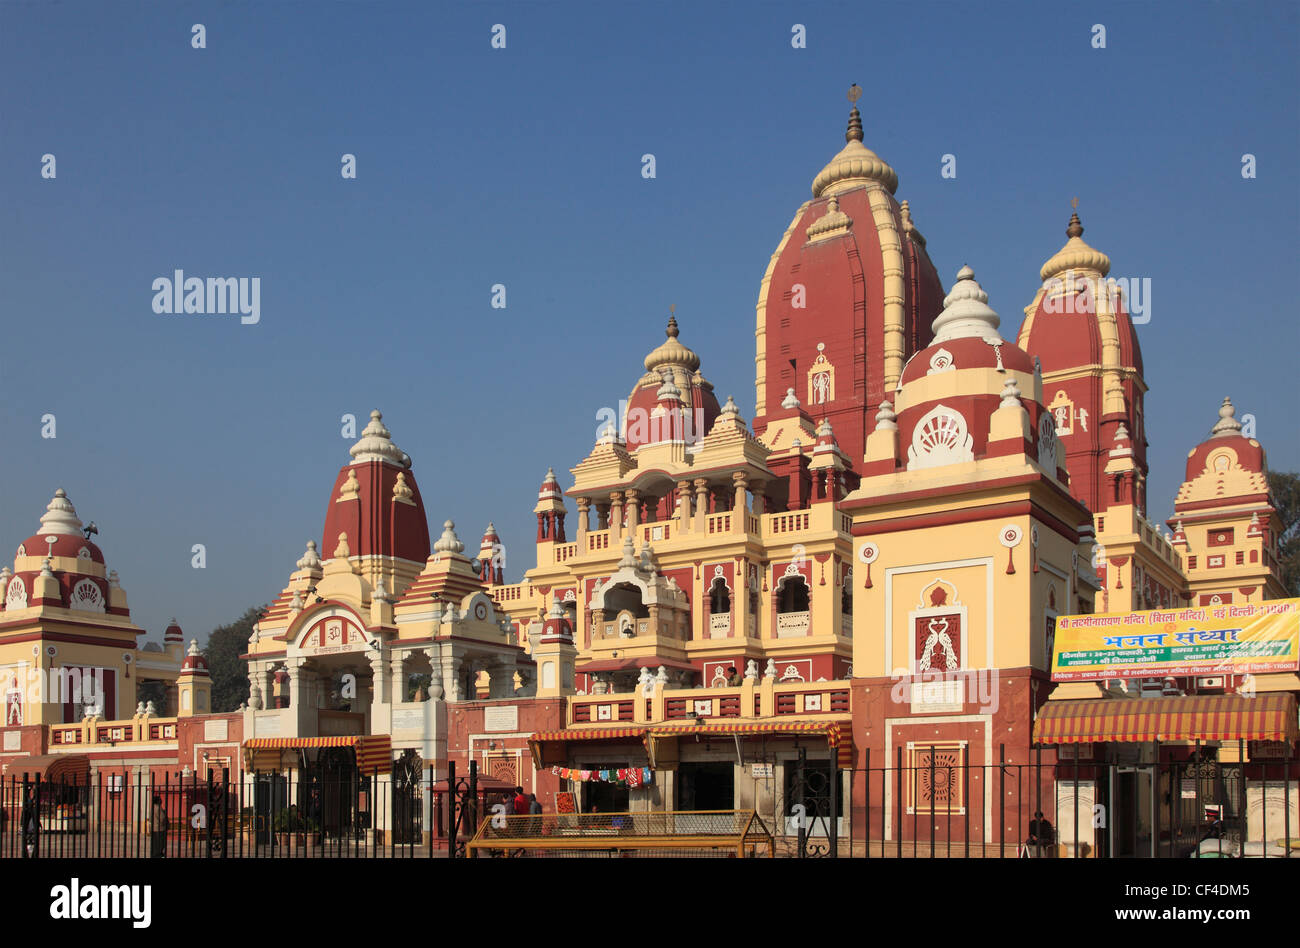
[
  {"x1": 2, "y1": 743, "x2": 1293, "y2": 859},
  {"x1": 0, "y1": 765, "x2": 486, "y2": 859},
  {"x1": 850, "y1": 742, "x2": 1297, "y2": 858}
]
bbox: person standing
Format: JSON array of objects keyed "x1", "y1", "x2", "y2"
[
  {"x1": 512, "y1": 786, "x2": 529, "y2": 817},
  {"x1": 528, "y1": 792, "x2": 543, "y2": 837},
  {"x1": 150, "y1": 794, "x2": 169, "y2": 858},
  {"x1": 20, "y1": 788, "x2": 40, "y2": 859}
]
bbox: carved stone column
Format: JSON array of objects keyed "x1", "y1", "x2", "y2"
[
  {"x1": 421, "y1": 648, "x2": 445, "y2": 701},
  {"x1": 368, "y1": 652, "x2": 390, "y2": 704},
  {"x1": 596, "y1": 501, "x2": 610, "y2": 530},
  {"x1": 609, "y1": 491, "x2": 624, "y2": 540},
  {"x1": 732, "y1": 472, "x2": 748, "y2": 533},
  {"x1": 487, "y1": 661, "x2": 514, "y2": 700},
  {"x1": 676, "y1": 480, "x2": 693, "y2": 532},
  {"x1": 751, "y1": 479, "x2": 766, "y2": 517},
  {"x1": 625, "y1": 489, "x2": 640, "y2": 532},
  {"x1": 390, "y1": 652, "x2": 409, "y2": 704},
  {"x1": 694, "y1": 479, "x2": 710, "y2": 532},
  {"x1": 575, "y1": 497, "x2": 591, "y2": 543}
]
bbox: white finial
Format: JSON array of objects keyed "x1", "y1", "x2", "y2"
[
  {"x1": 1114, "y1": 423, "x2": 1130, "y2": 443},
  {"x1": 999, "y1": 377, "x2": 1022, "y2": 409},
  {"x1": 296, "y1": 540, "x2": 321, "y2": 571},
  {"x1": 874, "y1": 401, "x2": 898, "y2": 431},
  {"x1": 434, "y1": 520, "x2": 465, "y2": 554},
  {"x1": 932, "y1": 266, "x2": 1002, "y2": 343},
  {"x1": 618, "y1": 533, "x2": 637, "y2": 568},
  {"x1": 1210, "y1": 397, "x2": 1242, "y2": 437},
  {"x1": 656, "y1": 370, "x2": 681, "y2": 400},
  {"x1": 782, "y1": 388, "x2": 801, "y2": 410},
  {"x1": 187, "y1": 639, "x2": 200, "y2": 657},
  {"x1": 349, "y1": 410, "x2": 411, "y2": 467},
  {"x1": 37, "y1": 488, "x2": 84, "y2": 537}
]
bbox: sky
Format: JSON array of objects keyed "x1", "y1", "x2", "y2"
[{"x1": 1, "y1": 0, "x2": 1297, "y2": 647}]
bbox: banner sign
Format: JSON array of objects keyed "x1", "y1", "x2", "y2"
[{"x1": 1050, "y1": 599, "x2": 1300, "y2": 682}]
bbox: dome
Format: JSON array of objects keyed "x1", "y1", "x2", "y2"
[
  {"x1": 181, "y1": 639, "x2": 209, "y2": 673},
  {"x1": 753, "y1": 90, "x2": 943, "y2": 469},
  {"x1": 901, "y1": 267, "x2": 1035, "y2": 385},
  {"x1": 1175, "y1": 398, "x2": 1269, "y2": 509},
  {"x1": 164, "y1": 618, "x2": 184, "y2": 643},
  {"x1": 624, "y1": 316, "x2": 721, "y2": 453},
  {"x1": 321, "y1": 410, "x2": 431, "y2": 564},
  {"x1": 1040, "y1": 212, "x2": 1110, "y2": 282},
  {"x1": 1019, "y1": 211, "x2": 1143, "y2": 379},
  {"x1": 895, "y1": 267, "x2": 1053, "y2": 472},
  {"x1": 1016, "y1": 209, "x2": 1148, "y2": 516},
  {"x1": 644, "y1": 316, "x2": 700, "y2": 373},
  {"x1": 810, "y1": 93, "x2": 898, "y2": 197},
  {"x1": 16, "y1": 489, "x2": 105, "y2": 565}
]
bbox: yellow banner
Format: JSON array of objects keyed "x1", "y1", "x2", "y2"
[{"x1": 1051, "y1": 599, "x2": 1300, "y2": 682}]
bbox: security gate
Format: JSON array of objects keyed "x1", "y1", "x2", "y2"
[{"x1": 391, "y1": 749, "x2": 423, "y2": 845}]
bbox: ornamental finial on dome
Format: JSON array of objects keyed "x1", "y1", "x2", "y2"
[
  {"x1": 349, "y1": 410, "x2": 411, "y2": 468},
  {"x1": 433, "y1": 520, "x2": 465, "y2": 554},
  {"x1": 1040, "y1": 203, "x2": 1110, "y2": 282},
  {"x1": 846, "y1": 84, "x2": 863, "y2": 142},
  {"x1": 999, "y1": 377, "x2": 1023, "y2": 409},
  {"x1": 812, "y1": 86, "x2": 898, "y2": 197},
  {"x1": 931, "y1": 266, "x2": 1002, "y2": 343},
  {"x1": 656, "y1": 370, "x2": 681, "y2": 401},
  {"x1": 644, "y1": 311, "x2": 701, "y2": 373},
  {"x1": 874, "y1": 400, "x2": 898, "y2": 431},
  {"x1": 781, "y1": 387, "x2": 801, "y2": 410},
  {"x1": 296, "y1": 540, "x2": 321, "y2": 571},
  {"x1": 38, "y1": 488, "x2": 85, "y2": 537},
  {"x1": 1210, "y1": 397, "x2": 1243, "y2": 438}
]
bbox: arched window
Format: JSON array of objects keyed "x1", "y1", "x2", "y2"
[
  {"x1": 708, "y1": 577, "x2": 731, "y2": 615},
  {"x1": 778, "y1": 576, "x2": 809, "y2": 613}
]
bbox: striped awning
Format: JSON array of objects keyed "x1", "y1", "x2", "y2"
[
  {"x1": 646, "y1": 721, "x2": 854, "y2": 769},
  {"x1": 528, "y1": 727, "x2": 645, "y2": 769},
  {"x1": 242, "y1": 735, "x2": 393, "y2": 774},
  {"x1": 2, "y1": 754, "x2": 91, "y2": 783},
  {"x1": 1034, "y1": 694, "x2": 1299, "y2": 745}
]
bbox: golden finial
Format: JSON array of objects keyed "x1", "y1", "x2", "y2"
[
  {"x1": 666, "y1": 304, "x2": 679, "y2": 338},
  {"x1": 1066, "y1": 198, "x2": 1084, "y2": 239},
  {"x1": 845, "y1": 84, "x2": 864, "y2": 143}
]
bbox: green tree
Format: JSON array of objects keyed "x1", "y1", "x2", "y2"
[
  {"x1": 1267, "y1": 471, "x2": 1300, "y2": 597},
  {"x1": 204, "y1": 605, "x2": 266, "y2": 712}
]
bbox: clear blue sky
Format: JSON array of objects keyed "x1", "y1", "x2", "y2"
[{"x1": 1, "y1": 1, "x2": 1296, "y2": 646}]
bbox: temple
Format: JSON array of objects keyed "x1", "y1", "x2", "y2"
[{"x1": 0, "y1": 90, "x2": 1294, "y2": 856}]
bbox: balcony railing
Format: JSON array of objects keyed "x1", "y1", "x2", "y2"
[
  {"x1": 566, "y1": 679, "x2": 852, "y2": 727},
  {"x1": 776, "y1": 611, "x2": 811, "y2": 637},
  {"x1": 51, "y1": 716, "x2": 180, "y2": 747}
]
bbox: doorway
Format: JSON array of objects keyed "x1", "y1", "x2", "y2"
[{"x1": 677, "y1": 762, "x2": 734, "y2": 811}]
